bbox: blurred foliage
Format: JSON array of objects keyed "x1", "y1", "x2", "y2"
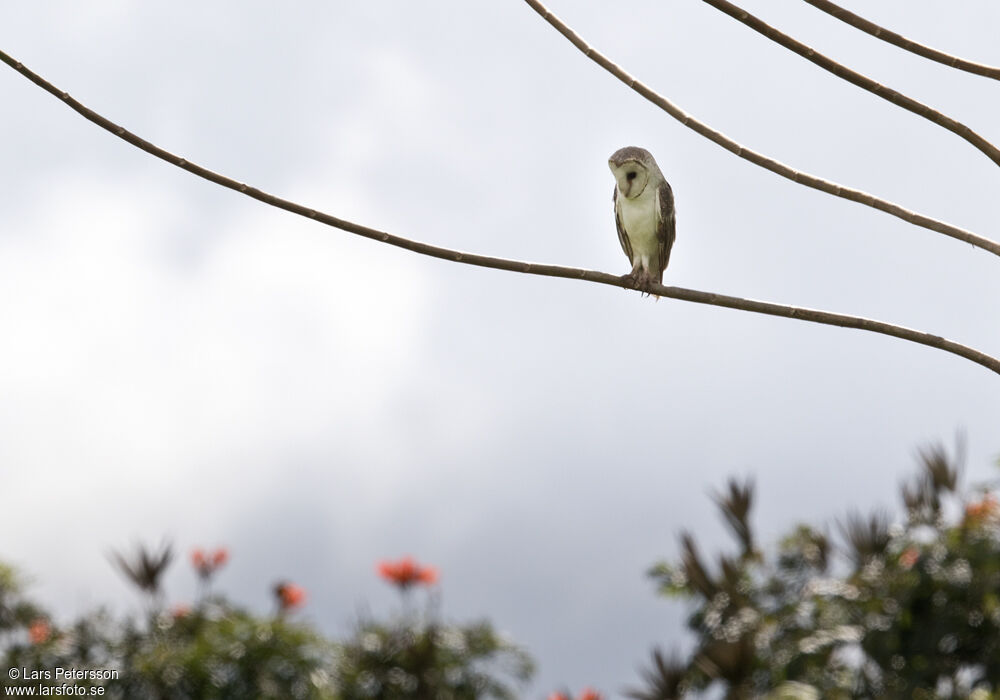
[
  {"x1": 335, "y1": 617, "x2": 533, "y2": 699},
  {"x1": 631, "y1": 440, "x2": 1000, "y2": 699},
  {"x1": 334, "y1": 556, "x2": 533, "y2": 698},
  {"x1": 7, "y1": 439, "x2": 997, "y2": 699},
  {"x1": 0, "y1": 563, "x2": 45, "y2": 636},
  {"x1": 0, "y1": 547, "x2": 532, "y2": 699}
]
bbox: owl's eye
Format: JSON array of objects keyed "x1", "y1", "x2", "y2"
[{"x1": 626, "y1": 171, "x2": 637, "y2": 181}]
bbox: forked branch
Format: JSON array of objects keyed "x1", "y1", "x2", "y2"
[
  {"x1": 700, "y1": 0, "x2": 1000, "y2": 168},
  {"x1": 521, "y1": 0, "x2": 1000, "y2": 260},
  {"x1": 801, "y1": 0, "x2": 1000, "y2": 81},
  {"x1": 0, "y1": 49, "x2": 997, "y2": 376}
]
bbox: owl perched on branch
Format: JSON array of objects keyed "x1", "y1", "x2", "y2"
[{"x1": 608, "y1": 146, "x2": 676, "y2": 293}]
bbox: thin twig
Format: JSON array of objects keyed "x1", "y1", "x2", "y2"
[
  {"x1": 700, "y1": 0, "x2": 1000, "y2": 168},
  {"x1": 0, "y1": 49, "x2": 997, "y2": 377},
  {"x1": 520, "y1": 0, "x2": 1000, "y2": 260},
  {"x1": 801, "y1": 0, "x2": 1000, "y2": 81}
]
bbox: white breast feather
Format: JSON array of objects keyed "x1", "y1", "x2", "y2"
[{"x1": 620, "y1": 185, "x2": 659, "y2": 269}]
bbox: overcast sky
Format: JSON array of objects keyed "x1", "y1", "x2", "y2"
[{"x1": 1, "y1": 1, "x2": 998, "y2": 697}]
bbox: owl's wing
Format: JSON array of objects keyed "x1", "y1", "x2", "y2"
[
  {"x1": 613, "y1": 186, "x2": 633, "y2": 263},
  {"x1": 655, "y1": 179, "x2": 677, "y2": 278}
]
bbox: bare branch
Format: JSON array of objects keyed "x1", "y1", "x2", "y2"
[
  {"x1": 520, "y1": 0, "x2": 1000, "y2": 259},
  {"x1": 801, "y1": 0, "x2": 1000, "y2": 81},
  {"x1": 700, "y1": 0, "x2": 1000, "y2": 168},
  {"x1": 1, "y1": 49, "x2": 997, "y2": 377}
]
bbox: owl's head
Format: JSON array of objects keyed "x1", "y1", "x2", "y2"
[{"x1": 608, "y1": 146, "x2": 660, "y2": 199}]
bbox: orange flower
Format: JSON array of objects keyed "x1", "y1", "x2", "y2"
[
  {"x1": 966, "y1": 493, "x2": 999, "y2": 524},
  {"x1": 171, "y1": 604, "x2": 192, "y2": 620},
  {"x1": 191, "y1": 548, "x2": 206, "y2": 569},
  {"x1": 191, "y1": 547, "x2": 229, "y2": 578},
  {"x1": 212, "y1": 548, "x2": 229, "y2": 567},
  {"x1": 899, "y1": 547, "x2": 920, "y2": 570},
  {"x1": 275, "y1": 581, "x2": 307, "y2": 611},
  {"x1": 28, "y1": 619, "x2": 50, "y2": 644},
  {"x1": 548, "y1": 689, "x2": 602, "y2": 700},
  {"x1": 377, "y1": 556, "x2": 438, "y2": 589}
]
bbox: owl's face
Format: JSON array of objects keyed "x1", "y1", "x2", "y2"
[{"x1": 609, "y1": 158, "x2": 650, "y2": 200}]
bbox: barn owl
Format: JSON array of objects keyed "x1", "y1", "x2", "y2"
[{"x1": 608, "y1": 146, "x2": 676, "y2": 292}]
